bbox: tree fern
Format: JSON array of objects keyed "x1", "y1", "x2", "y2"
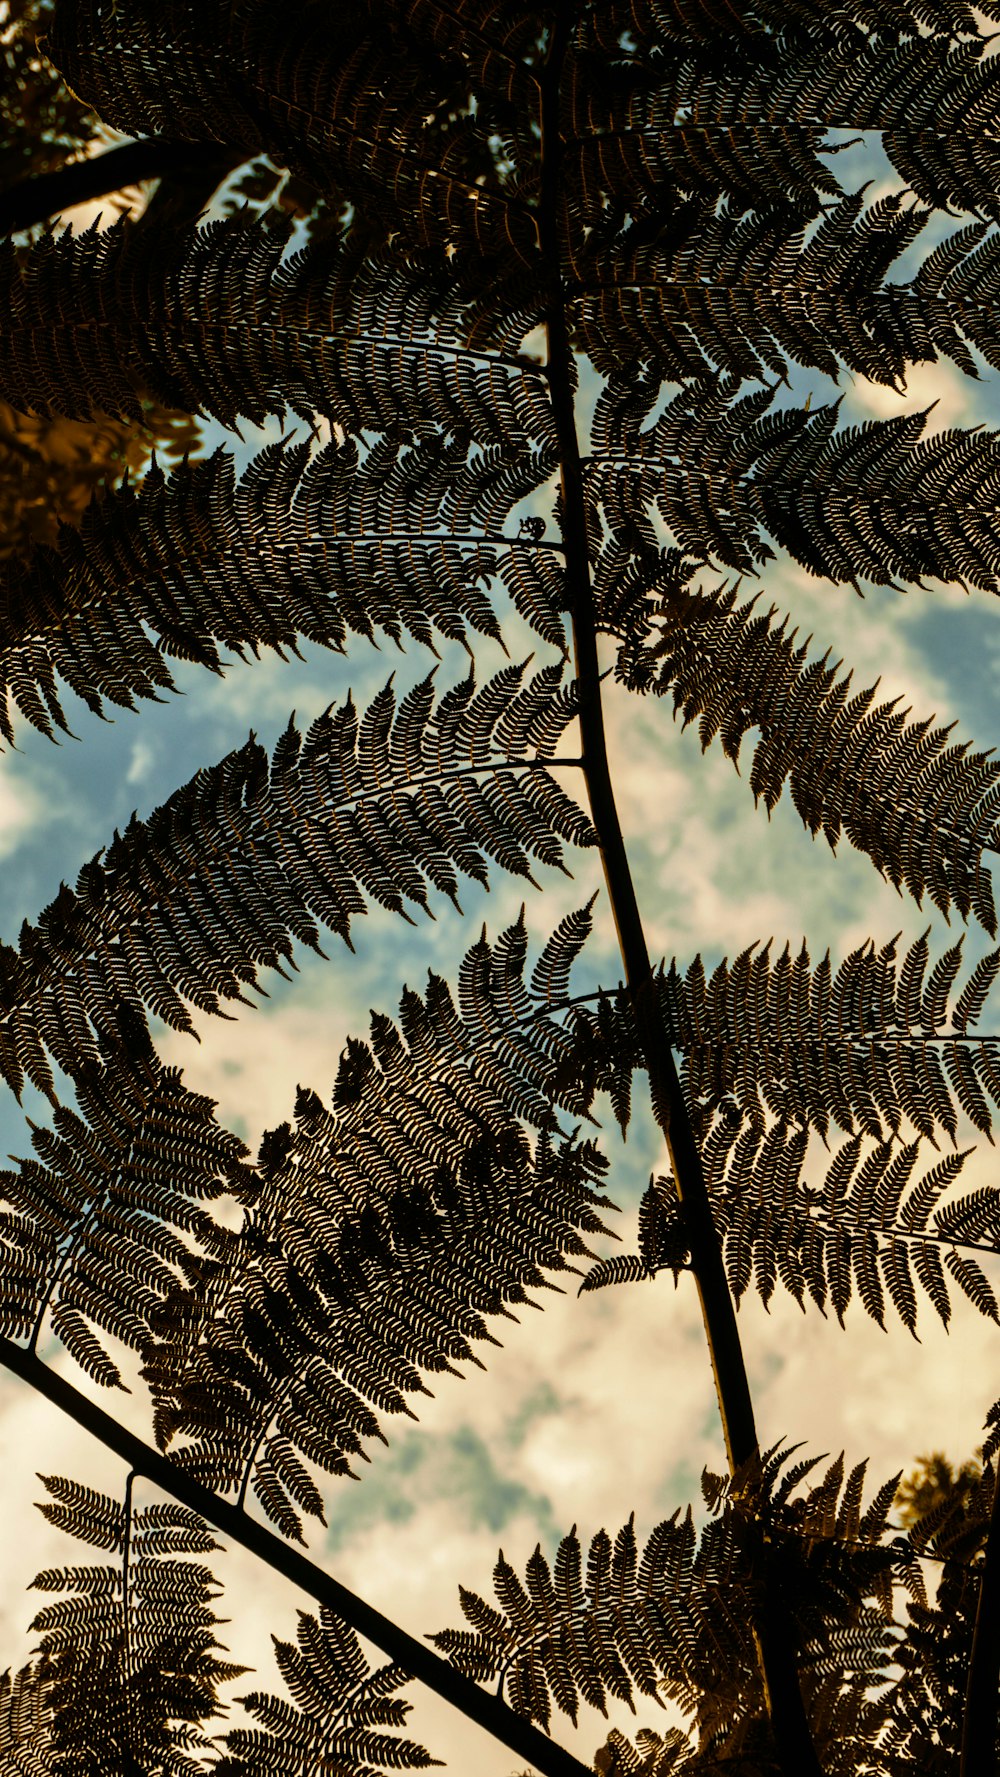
[{"x1": 0, "y1": 1, "x2": 999, "y2": 1774}]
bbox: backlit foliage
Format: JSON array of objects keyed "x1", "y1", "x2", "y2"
[{"x1": 0, "y1": 2, "x2": 998, "y2": 1774}]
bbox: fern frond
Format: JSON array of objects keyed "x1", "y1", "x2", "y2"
[
  {"x1": 595, "y1": 0, "x2": 997, "y2": 44},
  {"x1": 46, "y1": 0, "x2": 540, "y2": 264},
  {"x1": 217, "y1": 1604, "x2": 437, "y2": 1776},
  {"x1": 574, "y1": 192, "x2": 961, "y2": 390},
  {"x1": 143, "y1": 910, "x2": 613, "y2": 1536},
  {"x1": 0, "y1": 1664, "x2": 53, "y2": 1777},
  {"x1": 0, "y1": 438, "x2": 567, "y2": 743},
  {"x1": 565, "y1": 122, "x2": 834, "y2": 234},
  {"x1": 598, "y1": 35, "x2": 1000, "y2": 222},
  {"x1": 882, "y1": 1447, "x2": 997, "y2": 1768},
  {"x1": 434, "y1": 1511, "x2": 757, "y2": 1733},
  {"x1": 911, "y1": 221, "x2": 1000, "y2": 381},
  {"x1": 0, "y1": 1003, "x2": 251, "y2": 1383},
  {"x1": 436, "y1": 1452, "x2": 904, "y2": 1763},
  {"x1": 657, "y1": 933, "x2": 1000, "y2": 1140},
  {"x1": 0, "y1": 217, "x2": 554, "y2": 439},
  {"x1": 0, "y1": 667, "x2": 592, "y2": 1100},
  {"x1": 617, "y1": 583, "x2": 1000, "y2": 931},
  {"x1": 580, "y1": 929, "x2": 1000, "y2": 1332},
  {"x1": 29, "y1": 1475, "x2": 239, "y2": 1777},
  {"x1": 702, "y1": 1126, "x2": 1000, "y2": 1333},
  {"x1": 587, "y1": 380, "x2": 1000, "y2": 593}
]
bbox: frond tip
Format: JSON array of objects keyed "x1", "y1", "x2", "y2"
[{"x1": 217, "y1": 1605, "x2": 438, "y2": 1776}]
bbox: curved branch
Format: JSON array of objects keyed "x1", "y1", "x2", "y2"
[
  {"x1": 0, "y1": 138, "x2": 242, "y2": 235},
  {"x1": 0, "y1": 1334, "x2": 593, "y2": 1777}
]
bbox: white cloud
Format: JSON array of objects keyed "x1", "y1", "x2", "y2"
[
  {"x1": 124, "y1": 738, "x2": 155, "y2": 786},
  {"x1": 0, "y1": 766, "x2": 49, "y2": 861}
]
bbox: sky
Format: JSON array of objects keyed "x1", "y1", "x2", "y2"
[{"x1": 0, "y1": 120, "x2": 999, "y2": 1774}]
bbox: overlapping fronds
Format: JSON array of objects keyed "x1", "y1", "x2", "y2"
[
  {"x1": 45, "y1": 0, "x2": 1000, "y2": 294},
  {"x1": 580, "y1": 34, "x2": 1000, "y2": 221},
  {"x1": 569, "y1": 932, "x2": 1000, "y2": 1151},
  {"x1": 880, "y1": 1447, "x2": 998, "y2": 1770},
  {"x1": 0, "y1": 1004, "x2": 252, "y2": 1386},
  {"x1": 0, "y1": 1664, "x2": 53, "y2": 1776},
  {"x1": 587, "y1": 378, "x2": 1000, "y2": 590},
  {"x1": 592, "y1": 0, "x2": 1000, "y2": 45},
  {"x1": 616, "y1": 583, "x2": 1000, "y2": 931},
  {"x1": 0, "y1": 666, "x2": 592, "y2": 1101},
  {"x1": 143, "y1": 910, "x2": 612, "y2": 1538},
  {"x1": 0, "y1": 217, "x2": 553, "y2": 436},
  {"x1": 45, "y1": 0, "x2": 542, "y2": 264},
  {"x1": 435, "y1": 1450, "x2": 906, "y2": 1768},
  {"x1": 0, "y1": 439, "x2": 566, "y2": 744},
  {"x1": 574, "y1": 192, "x2": 949, "y2": 389},
  {"x1": 30, "y1": 1475, "x2": 241, "y2": 1777},
  {"x1": 705, "y1": 1450, "x2": 914, "y2": 1777},
  {"x1": 5, "y1": 2, "x2": 1000, "y2": 1770},
  {"x1": 658, "y1": 932, "x2": 1000, "y2": 1140},
  {"x1": 216, "y1": 1604, "x2": 435, "y2": 1777}
]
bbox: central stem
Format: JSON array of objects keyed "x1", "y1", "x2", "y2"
[{"x1": 537, "y1": 10, "x2": 823, "y2": 1775}]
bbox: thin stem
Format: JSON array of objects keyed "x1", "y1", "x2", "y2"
[
  {"x1": 538, "y1": 20, "x2": 757, "y2": 1479},
  {"x1": 962, "y1": 1460, "x2": 1000, "y2": 1777},
  {"x1": 538, "y1": 10, "x2": 822, "y2": 1774},
  {"x1": 0, "y1": 1335, "x2": 592, "y2": 1777}
]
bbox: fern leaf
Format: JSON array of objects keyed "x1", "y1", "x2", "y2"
[
  {"x1": 0, "y1": 439, "x2": 567, "y2": 745},
  {"x1": 0, "y1": 669, "x2": 592, "y2": 1099},
  {"x1": 575, "y1": 192, "x2": 957, "y2": 391},
  {"x1": 943, "y1": 1248, "x2": 1000, "y2": 1322},
  {"x1": 660, "y1": 935, "x2": 1000, "y2": 1152},
  {"x1": 0, "y1": 1664, "x2": 54, "y2": 1777},
  {"x1": 0, "y1": 1005, "x2": 251, "y2": 1382},
  {"x1": 952, "y1": 948, "x2": 1000, "y2": 1033},
  {"x1": 29, "y1": 1475, "x2": 241, "y2": 1776},
  {"x1": 578, "y1": 1253, "x2": 652, "y2": 1294},
  {"x1": 1, "y1": 217, "x2": 554, "y2": 438},
  {"x1": 46, "y1": 2, "x2": 540, "y2": 265},
  {"x1": 617, "y1": 579, "x2": 1000, "y2": 931},
  {"x1": 143, "y1": 913, "x2": 615, "y2": 1531},
  {"x1": 704, "y1": 1113, "x2": 993, "y2": 1334},
  {"x1": 591, "y1": 381, "x2": 1000, "y2": 600},
  {"x1": 614, "y1": 35, "x2": 1000, "y2": 222}
]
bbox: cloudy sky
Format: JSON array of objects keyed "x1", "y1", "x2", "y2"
[{"x1": 1, "y1": 123, "x2": 1000, "y2": 1773}]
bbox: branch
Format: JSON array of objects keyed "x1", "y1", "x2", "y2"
[
  {"x1": 0, "y1": 138, "x2": 242, "y2": 235},
  {"x1": 538, "y1": 11, "x2": 822, "y2": 1776},
  {"x1": 0, "y1": 1334, "x2": 593, "y2": 1777},
  {"x1": 961, "y1": 1461, "x2": 1000, "y2": 1777}
]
